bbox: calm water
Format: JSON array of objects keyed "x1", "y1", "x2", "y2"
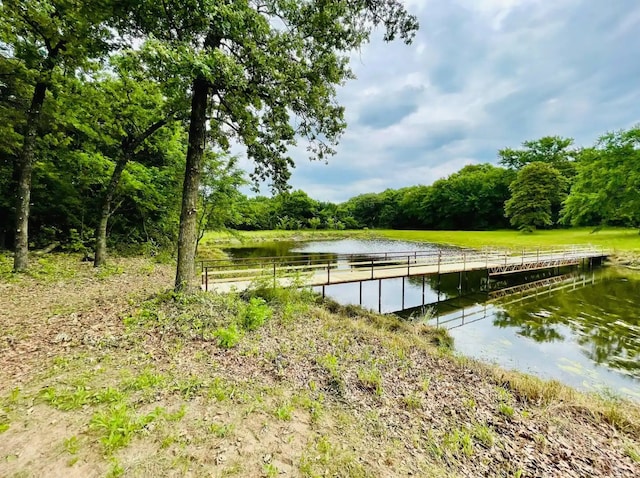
[{"x1": 224, "y1": 239, "x2": 640, "y2": 400}]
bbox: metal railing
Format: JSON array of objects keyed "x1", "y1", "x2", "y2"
[{"x1": 200, "y1": 245, "x2": 608, "y2": 291}]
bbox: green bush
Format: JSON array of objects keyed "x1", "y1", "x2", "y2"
[
  {"x1": 241, "y1": 297, "x2": 272, "y2": 331},
  {"x1": 214, "y1": 324, "x2": 242, "y2": 348}
]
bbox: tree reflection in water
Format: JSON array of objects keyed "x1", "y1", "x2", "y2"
[{"x1": 493, "y1": 269, "x2": 640, "y2": 378}]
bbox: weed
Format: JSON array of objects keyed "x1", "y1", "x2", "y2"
[
  {"x1": 125, "y1": 369, "x2": 167, "y2": 391},
  {"x1": 357, "y1": 366, "x2": 383, "y2": 396},
  {"x1": 427, "y1": 327, "x2": 454, "y2": 349},
  {"x1": 299, "y1": 435, "x2": 367, "y2": 478},
  {"x1": 498, "y1": 403, "x2": 515, "y2": 418},
  {"x1": 63, "y1": 436, "x2": 80, "y2": 455},
  {"x1": 40, "y1": 386, "x2": 93, "y2": 411},
  {"x1": 207, "y1": 377, "x2": 236, "y2": 402},
  {"x1": 293, "y1": 392, "x2": 325, "y2": 423},
  {"x1": 497, "y1": 387, "x2": 513, "y2": 403},
  {"x1": 275, "y1": 401, "x2": 293, "y2": 421},
  {"x1": 471, "y1": 424, "x2": 494, "y2": 448},
  {"x1": 624, "y1": 443, "x2": 640, "y2": 463},
  {"x1": 209, "y1": 422, "x2": 236, "y2": 438},
  {"x1": 214, "y1": 324, "x2": 242, "y2": 348},
  {"x1": 94, "y1": 387, "x2": 125, "y2": 405},
  {"x1": 221, "y1": 461, "x2": 244, "y2": 476},
  {"x1": 241, "y1": 297, "x2": 273, "y2": 331},
  {"x1": 601, "y1": 400, "x2": 628, "y2": 430},
  {"x1": 420, "y1": 376, "x2": 431, "y2": 392},
  {"x1": 263, "y1": 463, "x2": 279, "y2": 477},
  {"x1": 495, "y1": 371, "x2": 572, "y2": 405},
  {"x1": 425, "y1": 433, "x2": 443, "y2": 460},
  {"x1": 172, "y1": 376, "x2": 204, "y2": 399},
  {"x1": 534, "y1": 433, "x2": 547, "y2": 450},
  {"x1": 402, "y1": 392, "x2": 422, "y2": 410},
  {"x1": 442, "y1": 428, "x2": 474, "y2": 457},
  {"x1": 318, "y1": 353, "x2": 344, "y2": 393},
  {"x1": 463, "y1": 397, "x2": 476, "y2": 410},
  {"x1": 106, "y1": 458, "x2": 125, "y2": 478},
  {"x1": 89, "y1": 404, "x2": 164, "y2": 453},
  {"x1": 96, "y1": 264, "x2": 125, "y2": 280}
]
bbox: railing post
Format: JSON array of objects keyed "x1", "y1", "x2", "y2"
[
  {"x1": 522, "y1": 248, "x2": 524, "y2": 266},
  {"x1": 371, "y1": 259, "x2": 374, "y2": 279},
  {"x1": 327, "y1": 260, "x2": 330, "y2": 283},
  {"x1": 463, "y1": 253, "x2": 466, "y2": 271},
  {"x1": 407, "y1": 256, "x2": 410, "y2": 275},
  {"x1": 273, "y1": 261, "x2": 276, "y2": 289},
  {"x1": 437, "y1": 251, "x2": 441, "y2": 274}
]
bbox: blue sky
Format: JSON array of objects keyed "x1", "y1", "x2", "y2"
[{"x1": 253, "y1": 0, "x2": 640, "y2": 203}]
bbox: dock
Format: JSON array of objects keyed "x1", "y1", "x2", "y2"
[{"x1": 200, "y1": 246, "x2": 608, "y2": 293}]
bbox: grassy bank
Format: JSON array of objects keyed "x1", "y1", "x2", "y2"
[
  {"x1": 198, "y1": 227, "x2": 640, "y2": 266},
  {"x1": 376, "y1": 227, "x2": 640, "y2": 253},
  {"x1": 198, "y1": 229, "x2": 377, "y2": 260},
  {"x1": 1, "y1": 253, "x2": 639, "y2": 477}
]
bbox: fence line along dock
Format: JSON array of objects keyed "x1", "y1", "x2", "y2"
[{"x1": 200, "y1": 245, "x2": 609, "y2": 293}]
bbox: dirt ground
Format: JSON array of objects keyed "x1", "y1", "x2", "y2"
[{"x1": 1, "y1": 254, "x2": 639, "y2": 477}]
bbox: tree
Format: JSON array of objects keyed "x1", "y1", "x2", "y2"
[
  {"x1": 498, "y1": 136, "x2": 578, "y2": 176},
  {"x1": 504, "y1": 162, "x2": 567, "y2": 231},
  {"x1": 1, "y1": 0, "x2": 113, "y2": 271},
  {"x1": 197, "y1": 152, "x2": 246, "y2": 245},
  {"x1": 562, "y1": 127, "x2": 640, "y2": 230},
  {"x1": 85, "y1": 52, "x2": 181, "y2": 267},
  {"x1": 118, "y1": 0, "x2": 419, "y2": 292}
]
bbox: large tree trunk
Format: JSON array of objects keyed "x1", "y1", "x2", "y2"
[
  {"x1": 94, "y1": 157, "x2": 128, "y2": 267},
  {"x1": 175, "y1": 78, "x2": 209, "y2": 292},
  {"x1": 13, "y1": 81, "x2": 48, "y2": 272}
]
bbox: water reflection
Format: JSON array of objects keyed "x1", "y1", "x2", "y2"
[{"x1": 223, "y1": 239, "x2": 640, "y2": 400}]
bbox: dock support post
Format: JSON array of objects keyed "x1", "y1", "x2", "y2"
[
  {"x1": 322, "y1": 285, "x2": 325, "y2": 299},
  {"x1": 378, "y1": 279, "x2": 382, "y2": 313},
  {"x1": 205, "y1": 267, "x2": 208, "y2": 292},
  {"x1": 359, "y1": 281, "x2": 362, "y2": 306},
  {"x1": 422, "y1": 275, "x2": 425, "y2": 306},
  {"x1": 402, "y1": 276, "x2": 405, "y2": 310},
  {"x1": 273, "y1": 261, "x2": 276, "y2": 289}
]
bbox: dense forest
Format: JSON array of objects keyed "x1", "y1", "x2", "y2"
[
  {"x1": 222, "y1": 131, "x2": 640, "y2": 233},
  {"x1": 1, "y1": 1, "x2": 639, "y2": 288}
]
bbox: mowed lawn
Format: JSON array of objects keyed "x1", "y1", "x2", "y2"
[
  {"x1": 376, "y1": 228, "x2": 640, "y2": 253},
  {"x1": 203, "y1": 227, "x2": 639, "y2": 253}
]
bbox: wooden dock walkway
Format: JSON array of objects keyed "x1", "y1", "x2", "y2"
[{"x1": 201, "y1": 246, "x2": 608, "y2": 293}]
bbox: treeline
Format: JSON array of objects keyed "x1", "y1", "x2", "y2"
[
  {"x1": 228, "y1": 131, "x2": 640, "y2": 232},
  {"x1": 229, "y1": 163, "x2": 514, "y2": 231}
]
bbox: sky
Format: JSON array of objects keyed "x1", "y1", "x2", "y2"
[{"x1": 251, "y1": 0, "x2": 640, "y2": 203}]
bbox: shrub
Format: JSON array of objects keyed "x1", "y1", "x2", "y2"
[
  {"x1": 214, "y1": 324, "x2": 242, "y2": 348},
  {"x1": 241, "y1": 297, "x2": 272, "y2": 331}
]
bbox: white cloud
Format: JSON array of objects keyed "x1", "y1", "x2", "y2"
[{"x1": 243, "y1": 0, "x2": 640, "y2": 203}]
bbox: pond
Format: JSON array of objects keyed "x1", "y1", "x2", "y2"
[{"x1": 224, "y1": 239, "x2": 640, "y2": 401}]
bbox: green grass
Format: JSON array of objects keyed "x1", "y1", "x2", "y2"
[{"x1": 376, "y1": 227, "x2": 640, "y2": 253}]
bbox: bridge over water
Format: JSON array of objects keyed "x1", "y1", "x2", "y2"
[{"x1": 201, "y1": 245, "x2": 608, "y2": 294}]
